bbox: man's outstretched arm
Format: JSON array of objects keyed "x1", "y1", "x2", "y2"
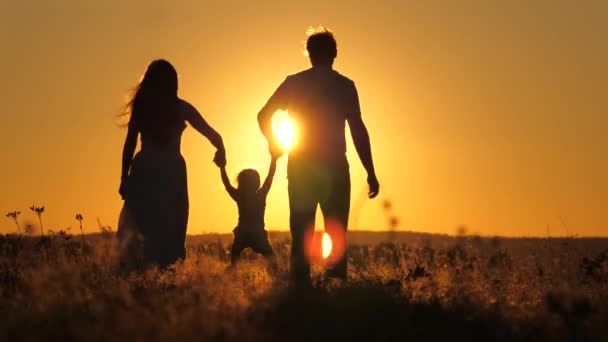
[
  {"x1": 347, "y1": 114, "x2": 380, "y2": 198},
  {"x1": 257, "y1": 104, "x2": 277, "y2": 145},
  {"x1": 257, "y1": 78, "x2": 289, "y2": 156}
]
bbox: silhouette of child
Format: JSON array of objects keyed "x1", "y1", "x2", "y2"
[{"x1": 215, "y1": 153, "x2": 279, "y2": 271}]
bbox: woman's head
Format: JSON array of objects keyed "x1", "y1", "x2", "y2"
[
  {"x1": 237, "y1": 169, "x2": 261, "y2": 193},
  {"x1": 139, "y1": 59, "x2": 178, "y2": 96},
  {"x1": 122, "y1": 59, "x2": 181, "y2": 144}
]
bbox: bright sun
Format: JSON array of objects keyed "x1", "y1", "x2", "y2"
[
  {"x1": 322, "y1": 232, "x2": 333, "y2": 259},
  {"x1": 273, "y1": 115, "x2": 298, "y2": 152}
]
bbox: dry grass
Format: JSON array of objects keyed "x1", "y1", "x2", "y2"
[{"x1": 0, "y1": 231, "x2": 607, "y2": 341}]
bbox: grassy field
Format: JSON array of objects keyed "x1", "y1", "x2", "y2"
[{"x1": 0, "y1": 231, "x2": 606, "y2": 341}]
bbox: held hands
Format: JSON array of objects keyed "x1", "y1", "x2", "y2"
[
  {"x1": 367, "y1": 173, "x2": 380, "y2": 199},
  {"x1": 269, "y1": 147, "x2": 283, "y2": 161},
  {"x1": 268, "y1": 139, "x2": 284, "y2": 160},
  {"x1": 213, "y1": 149, "x2": 226, "y2": 168}
]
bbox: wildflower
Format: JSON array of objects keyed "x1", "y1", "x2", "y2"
[
  {"x1": 5, "y1": 211, "x2": 22, "y2": 235},
  {"x1": 76, "y1": 213, "x2": 86, "y2": 253},
  {"x1": 29, "y1": 205, "x2": 45, "y2": 236}
]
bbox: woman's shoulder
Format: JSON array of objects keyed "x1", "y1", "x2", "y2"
[
  {"x1": 177, "y1": 98, "x2": 194, "y2": 114},
  {"x1": 177, "y1": 98, "x2": 200, "y2": 123}
]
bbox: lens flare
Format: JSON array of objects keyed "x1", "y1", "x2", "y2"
[
  {"x1": 273, "y1": 116, "x2": 297, "y2": 152},
  {"x1": 322, "y1": 232, "x2": 333, "y2": 259},
  {"x1": 303, "y1": 220, "x2": 346, "y2": 266}
]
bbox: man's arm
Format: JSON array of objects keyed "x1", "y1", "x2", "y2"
[
  {"x1": 348, "y1": 115, "x2": 379, "y2": 198},
  {"x1": 257, "y1": 78, "x2": 289, "y2": 156},
  {"x1": 259, "y1": 156, "x2": 278, "y2": 197},
  {"x1": 257, "y1": 104, "x2": 275, "y2": 145},
  {"x1": 346, "y1": 82, "x2": 379, "y2": 198}
]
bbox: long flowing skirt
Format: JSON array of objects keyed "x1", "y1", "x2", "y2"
[{"x1": 116, "y1": 150, "x2": 189, "y2": 270}]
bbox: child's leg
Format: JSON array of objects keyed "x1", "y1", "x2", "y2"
[
  {"x1": 230, "y1": 233, "x2": 246, "y2": 268},
  {"x1": 252, "y1": 230, "x2": 278, "y2": 274}
]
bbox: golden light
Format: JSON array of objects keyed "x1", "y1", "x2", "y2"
[
  {"x1": 272, "y1": 115, "x2": 298, "y2": 152},
  {"x1": 322, "y1": 232, "x2": 333, "y2": 259},
  {"x1": 303, "y1": 221, "x2": 345, "y2": 265}
]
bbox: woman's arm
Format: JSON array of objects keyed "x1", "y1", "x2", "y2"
[
  {"x1": 119, "y1": 122, "x2": 139, "y2": 199},
  {"x1": 181, "y1": 99, "x2": 225, "y2": 152}
]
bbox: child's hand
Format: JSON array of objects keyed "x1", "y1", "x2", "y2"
[{"x1": 213, "y1": 149, "x2": 226, "y2": 167}]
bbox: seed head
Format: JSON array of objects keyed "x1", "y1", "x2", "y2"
[
  {"x1": 30, "y1": 206, "x2": 45, "y2": 214},
  {"x1": 6, "y1": 211, "x2": 21, "y2": 219}
]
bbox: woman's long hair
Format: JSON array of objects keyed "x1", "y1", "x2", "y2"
[{"x1": 122, "y1": 59, "x2": 181, "y2": 144}]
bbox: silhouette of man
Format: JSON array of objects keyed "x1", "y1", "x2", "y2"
[{"x1": 258, "y1": 27, "x2": 379, "y2": 284}]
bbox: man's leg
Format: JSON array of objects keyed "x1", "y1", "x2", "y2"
[
  {"x1": 288, "y1": 173, "x2": 318, "y2": 285},
  {"x1": 320, "y1": 162, "x2": 351, "y2": 279}
]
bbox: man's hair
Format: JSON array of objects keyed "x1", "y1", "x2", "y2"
[{"x1": 306, "y1": 27, "x2": 337, "y2": 66}]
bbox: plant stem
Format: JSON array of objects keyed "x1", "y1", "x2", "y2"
[
  {"x1": 14, "y1": 219, "x2": 22, "y2": 235},
  {"x1": 79, "y1": 222, "x2": 86, "y2": 253},
  {"x1": 38, "y1": 214, "x2": 44, "y2": 236}
]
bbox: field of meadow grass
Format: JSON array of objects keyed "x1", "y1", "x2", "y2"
[{"x1": 0, "y1": 227, "x2": 607, "y2": 341}]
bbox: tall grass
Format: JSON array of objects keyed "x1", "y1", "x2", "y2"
[{"x1": 0, "y1": 231, "x2": 606, "y2": 341}]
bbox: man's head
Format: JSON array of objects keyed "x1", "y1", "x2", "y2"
[{"x1": 306, "y1": 27, "x2": 337, "y2": 67}]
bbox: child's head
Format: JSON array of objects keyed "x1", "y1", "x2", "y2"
[{"x1": 237, "y1": 169, "x2": 261, "y2": 193}]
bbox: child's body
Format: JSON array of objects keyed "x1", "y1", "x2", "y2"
[{"x1": 216, "y1": 155, "x2": 278, "y2": 269}]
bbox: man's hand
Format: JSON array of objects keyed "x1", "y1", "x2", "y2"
[
  {"x1": 367, "y1": 174, "x2": 380, "y2": 199},
  {"x1": 213, "y1": 149, "x2": 226, "y2": 168}
]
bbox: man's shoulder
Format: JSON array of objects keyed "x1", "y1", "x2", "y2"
[
  {"x1": 331, "y1": 69, "x2": 355, "y2": 84},
  {"x1": 286, "y1": 68, "x2": 356, "y2": 85},
  {"x1": 285, "y1": 69, "x2": 312, "y2": 81}
]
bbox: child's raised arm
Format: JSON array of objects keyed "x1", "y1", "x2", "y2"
[
  {"x1": 259, "y1": 155, "x2": 278, "y2": 197},
  {"x1": 219, "y1": 165, "x2": 238, "y2": 200}
]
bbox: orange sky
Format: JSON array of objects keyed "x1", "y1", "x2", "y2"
[{"x1": 1, "y1": 0, "x2": 606, "y2": 237}]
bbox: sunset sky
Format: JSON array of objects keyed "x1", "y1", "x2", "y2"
[{"x1": 1, "y1": 0, "x2": 606, "y2": 237}]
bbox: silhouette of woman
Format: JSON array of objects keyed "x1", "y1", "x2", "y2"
[{"x1": 117, "y1": 59, "x2": 225, "y2": 270}]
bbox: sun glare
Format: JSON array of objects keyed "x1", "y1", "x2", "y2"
[
  {"x1": 273, "y1": 116, "x2": 297, "y2": 152},
  {"x1": 322, "y1": 232, "x2": 333, "y2": 259}
]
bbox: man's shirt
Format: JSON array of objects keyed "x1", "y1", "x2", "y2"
[{"x1": 265, "y1": 66, "x2": 361, "y2": 161}]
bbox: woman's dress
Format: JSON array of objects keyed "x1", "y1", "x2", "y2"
[{"x1": 117, "y1": 117, "x2": 188, "y2": 270}]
